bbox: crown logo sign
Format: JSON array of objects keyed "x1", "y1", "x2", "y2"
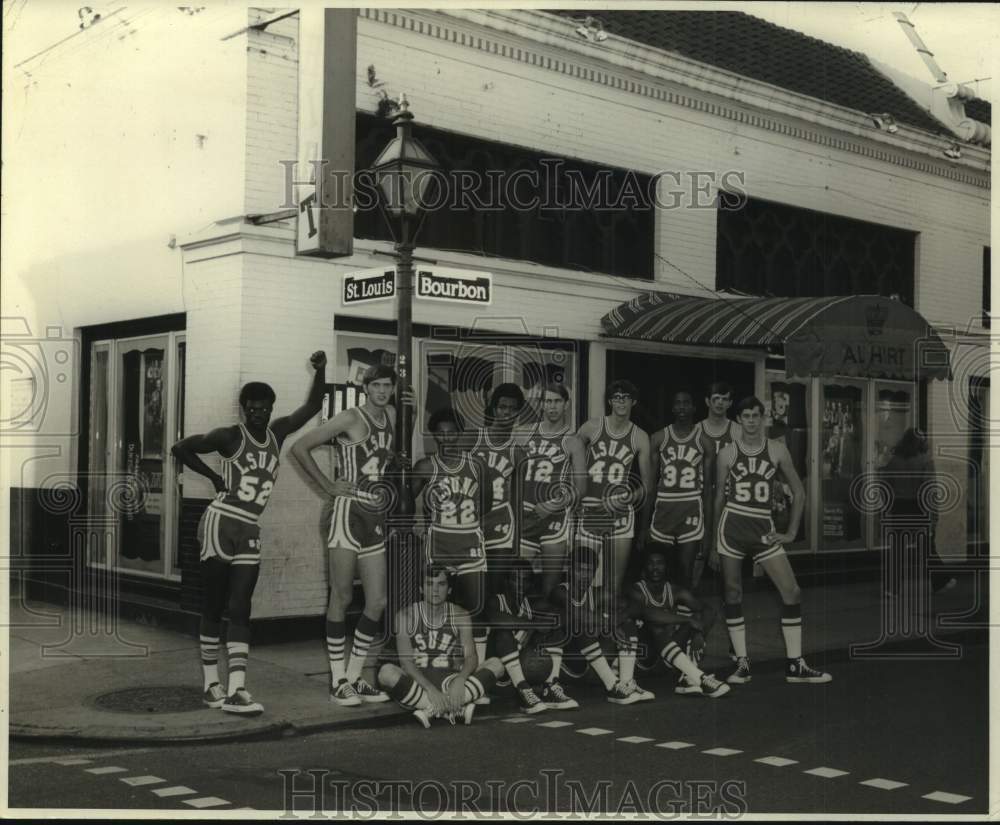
[{"x1": 865, "y1": 303, "x2": 887, "y2": 336}]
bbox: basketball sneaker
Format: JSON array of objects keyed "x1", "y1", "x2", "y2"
[
  {"x1": 353, "y1": 677, "x2": 390, "y2": 703},
  {"x1": 699, "y1": 673, "x2": 731, "y2": 698},
  {"x1": 606, "y1": 680, "x2": 642, "y2": 705},
  {"x1": 540, "y1": 681, "x2": 579, "y2": 710},
  {"x1": 516, "y1": 685, "x2": 547, "y2": 715},
  {"x1": 203, "y1": 682, "x2": 226, "y2": 709},
  {"x1": 674, "y1": 674, "x2": 702, "y2": 695},
  {"x1": 785, "y1": 658, "x2": 832, "y2": 684},
  {"x1": 413, "y1": 708, "x2": 433, "y2": 729},
  {"x1": 624, "y1": 679, "x2": 655, "y2": 702},
  {"x1": 727, "y1": 657, "x2": 752, "y2": 684},
  {"x1": 330, "y1": 679, "x2": 362, "y2": 707},
  {"x1": 222, "y1": 688, "x2": 264, "y2": 715}
]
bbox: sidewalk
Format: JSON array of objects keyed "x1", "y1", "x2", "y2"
[{"x1": 8, "y1": 577, "x2": 980, "y2": 744}]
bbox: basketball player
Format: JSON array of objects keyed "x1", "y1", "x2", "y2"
[
  {"x1": 378, "y1": 565, "x2": 504, "y2": 727},
  {"x1": 471, "y1": 384, "x2": 526, "y2": 595},
  {"x1": 172, "y1": 351, "x2": 327, "y2": 715},
  {"x1": 520, "y1": 382, "x2": 581, "y2": 599},
  {"x1": 412, "y1": 409, "x2": 491, "y2": 692},
  {"x1": 291, "y1": 365, "x2": 410, "y2": 707},
  {"x1": 709, "y1": 396, "x2": 832, "y2": 685},
  {"x1": 644, "y1": 389, "x2": 715, "y2": 590},
  {"x1": 575, "y1": 380, "x2": 654, "y2": 599},
  {"x1": 699, "y1": 381, "x2": 742, "y2": 458},
  {"x1": 627, "y1": 548, "x2": 729, "y2": 698}
]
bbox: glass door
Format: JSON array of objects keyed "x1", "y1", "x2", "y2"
[
  {"x1": 765, "y1": 373, "x2": 812, "y2": 551},
  {"x1": 820, "y1": 381, "x2": 867, "y2": 550}
]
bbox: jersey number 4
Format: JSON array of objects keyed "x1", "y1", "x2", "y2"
[{"x1": 236, "y1": 477, "x2": 273, "y2": 506}]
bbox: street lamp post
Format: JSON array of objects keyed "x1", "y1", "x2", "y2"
[{"x1": 370, "y1": 96, "x2": 441, "y2": 516}]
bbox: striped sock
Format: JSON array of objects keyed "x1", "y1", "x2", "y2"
[
  {"x1": 617, "y1": 635, "x2": 638, "y2": 684},
  {"x1": 326, "y1": 620, "x2": 347, "y2": 686},
  {"x1": 226, "y1": 642, "x2": 249, "y2": 694},
  {"x1": 582, "y1": 641, "x2": 616, "y2": 690},
  {"x1": 676, "y1": 604, "x2": 693, "y2": 622},
  {"x1": 500, "y1": 650, "x2": 527, "y2": 688},
  {"x1": 724, "y1": 603, "x2": 748, "y2": 659},
  {"x1": 661, "y1": 641, "x2": 702, "y2": 683},
  {"x1": 200, "y1": 634, "x2": 220, "y2": 690},
  {"x1": 781, "y1": 603, "x2": 803, "y2": 660},
  {"x1": 387, "y1": 674, "x2": 430, "y2": 711},
  {"x1": 545, "y1": 647, "x2": 563, "y2": 683},
  {"x1": 463, "y1": 675, "x2": 487, "y2": 704},
  {"x1": 474, "y1": 627, "x2": 489, "y2": 667},
  {"x1": 346, "y1": 615, "x2": 380, "y2": 684}
]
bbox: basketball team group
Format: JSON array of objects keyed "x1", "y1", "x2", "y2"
[{"x1": 172, "y1": 350, "x2": 831, "y2": 725}]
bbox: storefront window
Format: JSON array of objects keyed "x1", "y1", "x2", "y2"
[
  {"x1": 821, "y1": 383, "x2": 865, "y2": 548},
  {"x1": 874, "y1": 386, "x2": 913, "y2": 469},
  {"x1": 765, "y1": 375, "x2": 810, "y2": 546}
]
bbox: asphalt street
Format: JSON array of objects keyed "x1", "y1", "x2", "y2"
[{"x1": 8, "y1": 639, "x2": 987, "y2": 817}]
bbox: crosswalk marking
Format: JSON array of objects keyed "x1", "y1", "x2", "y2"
[
  {"x1": 618, "y1": 736, "x2": 655, "y2": 744},
  {"x1": 11, "y1": 747, "x2": 155, "y2": 767},
  {"x1": 703, "y1": 747, "x2": 742, "y2": 757},
  {"x1": 52, "y1": 758, "x2": 93, "y2": 766},
  {"x1": 153, "y1": 786, "x2": 198, "y2": 798},
  {"x1": 502, "y1": 716, "x2": 535, "y2": 724},
  {"x1": 755, "y1": 756, "x2": 798, "y2": 767},
  {"x1": 537, "y1": 721, "x2": 574, "y2": 728},
  {"x1": 656, "y1": 741, "x2": 695, "y2": 750},
  {"x1": 804, "y1": 767, "x2": 849, "y2": 779},
  {"x1": 184, "y1": 797, "x2": 231, "y2": 808},
  {"x1": 577, "y1": 727, "x2": 613, "y2": 736},
  {"x1": 860, "y1": 778, "x2": 908, "y2": 791},
  {"x1": 120, "y1": 776, "x2": 165, "y2": 787},
  {"x1": 85, "y1": 766, "x2": 128, "y2": 775},
  {"x1": 922, "y1": 791, "x2": 973, "y2": 805}
]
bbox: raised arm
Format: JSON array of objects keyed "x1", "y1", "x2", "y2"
[
  {"x1": 270, "y1": 351, "x2": 327, "y2": 447},
  {"x1": 289, "y1": 409, "x2": 358, "y2": 499},
  {"x1": 171, "y1": 427, "x2": 240, "y2": 494}
]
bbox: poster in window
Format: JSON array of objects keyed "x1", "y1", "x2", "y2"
[
  {"x1": 821, "y1": 384, "x2": 864, "y2": 545},
  {"x1": 874, "y1": 388, "x2": 912, "y2": 469},
  {"x1": 518, "y1": 348, "x2": 575, "y2": 428},
  {"x1": 141, "y1": 350, "x2": 165, "y2": 459},
  {"x1": 765, "y1": 378, "x2": 808, "y2": 541}
]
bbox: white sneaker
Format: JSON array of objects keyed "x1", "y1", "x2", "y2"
[{"x1": 330, "y1": 680, "x2": 362, "y2": 707}]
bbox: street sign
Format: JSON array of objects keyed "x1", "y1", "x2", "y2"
[
  {"x1": 343, "y1": 268, "x2": 396, "y2": 305},
  {"x1": 416, "y1": 267, "x2": 493, "y2": 305}
]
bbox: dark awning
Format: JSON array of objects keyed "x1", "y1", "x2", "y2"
[{"x1": 601, "y1": 292, "x2": 951, "y2": 381}]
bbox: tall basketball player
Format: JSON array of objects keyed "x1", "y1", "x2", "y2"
[
  {"x1": 292, "y1": 365, "x2": 411, "y2": 707},
  {"x1": 709, "y1": 396, "x2": 831, "y2": 686},
  {"x1": 172, "y1": 351, "x2": 327, "y2": 715}
]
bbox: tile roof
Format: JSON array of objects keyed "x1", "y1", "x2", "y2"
[{"x1": 553, "y1": 10, "x2": 952, "y2": 135}]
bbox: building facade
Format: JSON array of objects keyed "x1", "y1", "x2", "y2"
[{"x1": 6, "y1": 8, "x2": 990, "y2": 625}]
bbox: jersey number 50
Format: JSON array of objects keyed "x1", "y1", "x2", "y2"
[{"x1": 734, "y1": 480, "x2": 770, "y2": 504}]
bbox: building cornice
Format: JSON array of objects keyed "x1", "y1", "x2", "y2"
[{"x1": 359, "y1": 8, "x2": 989, "y2": 189}]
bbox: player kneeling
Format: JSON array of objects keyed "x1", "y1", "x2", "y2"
[
  {"x1": 628, "y1": 549, "x2": 729, "y2": 699},
  {"x1": 379, "y1": 565, "x2": 504, "y2": 728}
]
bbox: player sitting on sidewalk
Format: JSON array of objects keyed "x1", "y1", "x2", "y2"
[
  {"x1": 487, "y1": 559, "x2": 578, "y2": 714},
  {"x1": 626, "y1": 548, "x2": 729, "y2": 699},
  {"x1": 172, "y1": 351, "x2": 327, "y2": 716},
  {"x1": 378, "y1": 565, "x2": 504, "y2": 728}
]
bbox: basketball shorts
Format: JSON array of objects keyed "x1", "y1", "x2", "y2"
[
  {"x1": 198, "y1": 507, "x2": 261, "y2": 566},
  {"x1": 322, "y1": 497, "x2": 386, "y2": 558},
  {"x1": 425, "y1": 527, "x2": 487, "y2": 576},
  {"x1": 483, "y1": 503, "x2": 515, "y2": 551},
  {"x1": 650, "y1": 497, "x2": 705, "y2": 545},
  {"x1": 520, "y1": 503, "x2": 572, "y2": 553},
  {"x1": 717, "y1": 508, "x2": 785, "y2": 563},
  {"x1": 576, "y1": 504, "x2": 635, "y2": 550}
]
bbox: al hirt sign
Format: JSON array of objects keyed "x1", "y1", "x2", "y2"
[
  {"x1": 343, "y1": 268, "x2": 395, "y2": 305},
  {"x1": 417, "y1": 267, "x2": 492, "y2": 305}
]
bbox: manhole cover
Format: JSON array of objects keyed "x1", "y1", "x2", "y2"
[{"x1": 93, "y1": 686, "x2": 205, "y2": 714}]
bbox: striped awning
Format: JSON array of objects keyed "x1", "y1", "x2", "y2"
[{"x1": 601, "y1": 292, "x2": 951, "y2": 381}]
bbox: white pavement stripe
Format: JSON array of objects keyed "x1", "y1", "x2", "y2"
[
  {"x1": 85, "y1": 766, "x2": 128, "y2": 775},
  {"x1": 184, "y1": 797, "x2": 231, "y2": 808},
  {"x1": 755, "y1": 756, "x2": 799, "y2": 767},
  {"x1": 922, "y1": 791, "x2": 973, "y2": 805},
  {"x1": 11, "y1": 747, "x2": 155, "y2": 767},
  {"x1": 577, "y1": 727, "x2": 614, "y2": 736},
  {"x1": 860, "y1": 778, "x2": 908, "y2": 791},
  {"x1": 618, "y1": 736, "x2": 655, "y2": 744},
  {"x1": 502, "y1": 717, "x2": 535, "y2": 724},
  {"x1": 153, "y1": 786, "x2": 198, "y2": 798},
  {"x1": 656, "y1": 741, "x2": 695, "y2": 750},
  {"x1": 703, "y1": 748, "x2": 743, "y2": 757},
  {"x1": 120, "y1": 776, "x2": 166, "y2": 787},
  {"x1": 537, "y1": 721, "x2": 574, "y2": 728},
  {"x1": 804, "y1": 767, "x2": 850, "y2": 779}
]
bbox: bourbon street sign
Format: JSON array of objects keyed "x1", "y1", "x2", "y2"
[{"x1": 416, "y1": 267, "x2": 493, "y2": 305}]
